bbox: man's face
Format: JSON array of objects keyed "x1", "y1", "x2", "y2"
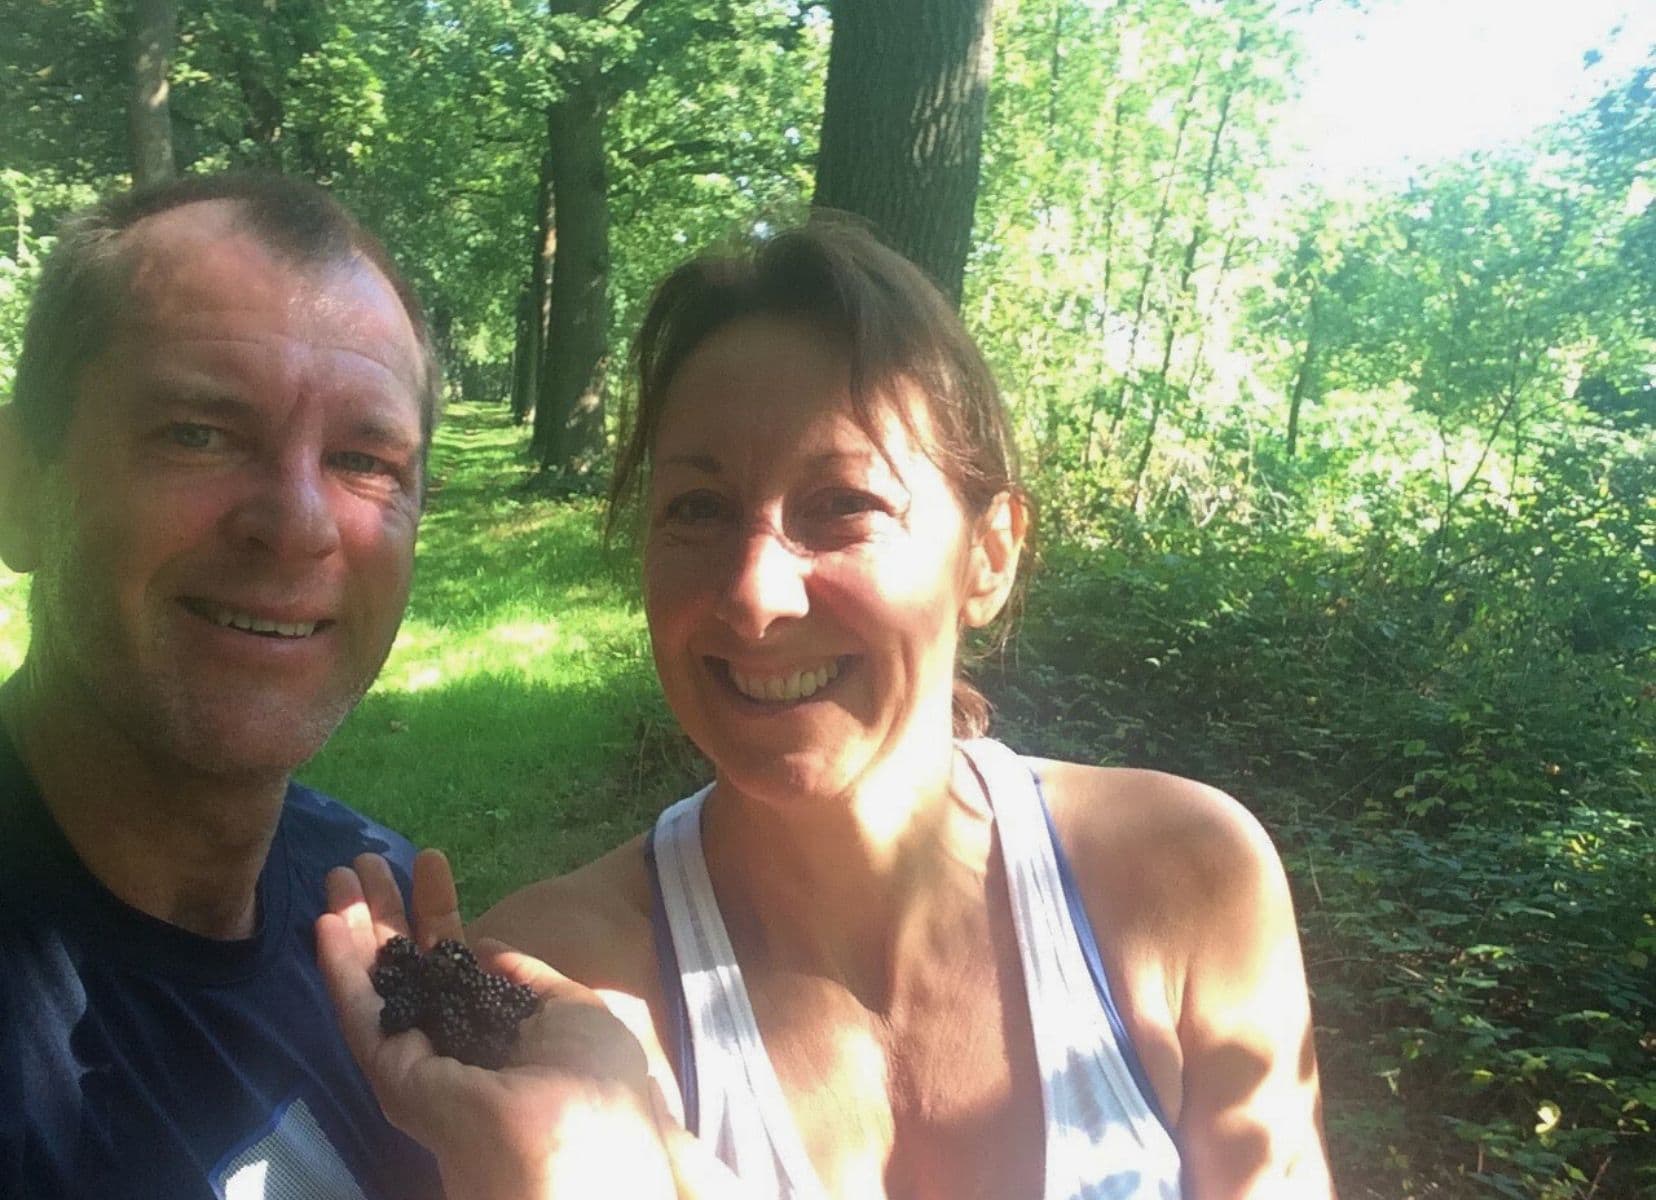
[{"x1": 15, "y1": 201, "x2": 426, "y2": 779}]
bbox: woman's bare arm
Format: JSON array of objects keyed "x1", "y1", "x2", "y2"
[{"x1": 1043, "y1": 764, "x2": 1335, "y2": 1198}]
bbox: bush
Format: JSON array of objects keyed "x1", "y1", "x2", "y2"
[{"x1": 985, "y1": 440, "x2": 1654, "y2": 1197}]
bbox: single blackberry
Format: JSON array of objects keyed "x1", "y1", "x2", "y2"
[
  {"x1": 370, "y1": 961, "x2": 414, "y2": 997},
  {"x1": 380, "y1": 935, "x2": 422, "y2": 969},
  {"x1": 379, "y1": 991, "x2": 420, "y2": 1035},
  {"x1": 428, "y1": 939, "x2": 477, "y2": 971}
]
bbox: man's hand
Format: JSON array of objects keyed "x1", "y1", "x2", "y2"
[{"x1": 316, "y1": 850, "x2": 678, "y2": 1200}]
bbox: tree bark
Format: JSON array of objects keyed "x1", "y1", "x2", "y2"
[
  {"x1": 512, "y1": 149, "x2": 556, "y2": 425},
  {"x1": 812, "y1": 0, "x2": 995, "y2": 304},
  {"x1": 128, "y1": 0, "x2": 177, "y2": 186},
  {"x1": 532, "y1": 84, "x2": 610, "y2": 474}
]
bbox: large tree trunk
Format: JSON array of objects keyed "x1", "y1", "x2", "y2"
[
  {"x1": 812, "y1": 0, "x2": 995, "y2": 304},
  {"x1": 532, "y1": 84, "x2": 610, "y2": 475},
  {"x1": 128, "y1": 0, "x2": 177, "y2": 186},
  {"x1": 512, "y1": 149, "x2": 556, "y2": 425}
]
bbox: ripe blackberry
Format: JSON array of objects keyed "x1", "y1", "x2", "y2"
[
  {"x1": 368, "y1": 935, "x2": 541, "y2": 1067},
  {"x1": 379, "y1": 991, "x2": 420, "y2": 1035},
  {"x1": 380, "y1": 935, "x2": 422, "y2": 969}
]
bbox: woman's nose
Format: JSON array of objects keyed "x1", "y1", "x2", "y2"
[{"x1": 713, "y1": 525, "x2": 809, "y2": 640}]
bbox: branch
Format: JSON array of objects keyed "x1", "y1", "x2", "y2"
[{"x1": 620, "y1": 137, "x2": 723, "y2": 171}]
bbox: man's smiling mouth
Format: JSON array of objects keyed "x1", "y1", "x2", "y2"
[{"x1": 182, "y1": 599, "x2": 331, "y2": 639}]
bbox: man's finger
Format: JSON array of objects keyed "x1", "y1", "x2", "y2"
[
  {"x1": 412, "y1": 848, "x2": 464, "y2": 948},
  {"x1": 353, "y1": 852, "x2": 411, "y2": 943},
  {"x1": 324, "y1": 865, "x2": 382, "y2": 965},
  {"x1": 316, "y1": 911, "x2": 384, "y2": 1071}
]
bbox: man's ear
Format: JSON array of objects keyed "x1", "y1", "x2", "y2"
[
  {"x1": 961, "y1": 490, "x2": 1028, "y2": 630},
  {"x1": 0, "y1": 406, "x2": 44, "y2": 574}
]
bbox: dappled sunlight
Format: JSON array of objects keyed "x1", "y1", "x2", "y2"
[{"x1": 0, "y1": 584, "x2": 27, "y2": 674}]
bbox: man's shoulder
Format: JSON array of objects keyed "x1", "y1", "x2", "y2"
[{"x1": 280, "y1": 781, "x2": 420, "y2": 879}]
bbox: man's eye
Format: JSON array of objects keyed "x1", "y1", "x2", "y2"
[
  {"x1": 332, "y1": 450, "x2": 392, "y2": 476},
  {"x1": 662, "y1": 491, "x2": 728, "y2": 524},
  {"x1": 166, "y1": 423, "x2": 219, "y2": 450}
]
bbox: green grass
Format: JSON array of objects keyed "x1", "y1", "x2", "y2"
[{"x1": 0, "y1": 401, "x2": 707, "y2": 913}]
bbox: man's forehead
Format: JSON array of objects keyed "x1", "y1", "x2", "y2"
[
  {"x1": 111, "y1": 199, "x2": 419, "y2": 365},
  {"x1": 120, "y1": 200, "x2": 332, "y2": 311}
]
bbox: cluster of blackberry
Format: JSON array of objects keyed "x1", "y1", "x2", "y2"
[{"x1": 370, "y1": 936, "x2": 541, "y2": 1068}]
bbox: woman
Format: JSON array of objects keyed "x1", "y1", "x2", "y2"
[{"x1": 319, "y1": 224, "x2": 1334, "y2": 1198}]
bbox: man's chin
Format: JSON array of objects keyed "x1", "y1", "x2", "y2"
[{"x1": 126, "y1": 696, "x2": 354, "y2": 784}]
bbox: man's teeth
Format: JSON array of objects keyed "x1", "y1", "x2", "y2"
[
  {"x1": 211, "y1": 608, "x2": 318, "y2": 638},
  {"x1": 729, "y1": 660, "x2": 839, "y2": 703}
]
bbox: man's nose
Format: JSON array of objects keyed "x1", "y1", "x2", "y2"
[
  {"x1": 228, "y1": 456, "x2": 342, "y2": 560},
  {"x1": 713, "y1": 525, "x2": 810, "y2": 641}
]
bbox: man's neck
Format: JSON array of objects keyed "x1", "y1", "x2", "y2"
[{"x1": 1, "y1": 667, "x2": 289, "y2": 940}]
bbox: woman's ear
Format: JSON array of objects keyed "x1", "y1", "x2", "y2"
[
  {"x1": 0, "y1": 407, "x2": 44, "y2": 574},
  {"x1": 961, "y1": 490, "x2": 1027, "y2": 629}
]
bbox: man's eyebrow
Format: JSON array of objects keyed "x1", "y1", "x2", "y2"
[
  {"x1": 139, "y1": 387, "x2": 253, "y2": 419},
  {"x1": 139, "y1": 387, "x2": 420, "y2": 450},
  {"x1": 346, "y1": 415, "x2": 422, "y2": 453}
]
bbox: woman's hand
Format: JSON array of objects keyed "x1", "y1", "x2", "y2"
[{"x1": 316, "y1": 849, "x2": 678, "y2": 1200}]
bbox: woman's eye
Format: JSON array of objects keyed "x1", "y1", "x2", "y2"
[
  {"x1": 815, "y1": 490, "x2": 883, "y2": 519},
  {"x1": 663, "y1": 491, "x2": 728, "y2": 524}
]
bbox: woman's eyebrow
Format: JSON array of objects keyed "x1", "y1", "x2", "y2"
[
  {"x1": 660, "y1": 452, "x2": 722, "y2": 473},
  {"x1": 658, "y1": 449, "x2": 877, "y2": 473}
]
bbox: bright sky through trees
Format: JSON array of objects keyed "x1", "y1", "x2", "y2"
[{"x1": 1285, "y1": 0, "x2": 1655, "y2": 184}]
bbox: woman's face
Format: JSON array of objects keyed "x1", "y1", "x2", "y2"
[{"x1": 642, "y1": 315, "x2": 1015, "y2": 805}]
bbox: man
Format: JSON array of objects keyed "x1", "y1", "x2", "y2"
[{"x1": 0, "y1": 174, "x2": 444, "y2": 1198}]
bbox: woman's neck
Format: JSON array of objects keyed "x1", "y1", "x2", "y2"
[{"x1": 700, "y1": 732, "x2": 998, "y2": 1011}]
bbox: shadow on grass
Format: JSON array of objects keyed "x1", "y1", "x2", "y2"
[{"x1": 298, "y1": 668, "x2": 707, "y2": 915}]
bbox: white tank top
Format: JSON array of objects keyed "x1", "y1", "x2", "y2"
[{"x1": 647, "y1": 738, "x2": 1184, "y2": 1199}]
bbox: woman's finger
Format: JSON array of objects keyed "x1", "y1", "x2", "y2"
[{"x1": 412, "y1": 848, "x2": 464, "y2": 949}]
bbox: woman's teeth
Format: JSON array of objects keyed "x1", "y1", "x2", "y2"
[{"x1": 729, "y1": 660, "x2": 839, "y2": 703}]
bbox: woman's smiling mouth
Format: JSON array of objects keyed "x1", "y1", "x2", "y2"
[{"x1": 714, "y1": 657, "x2": 847, "y2": 704}]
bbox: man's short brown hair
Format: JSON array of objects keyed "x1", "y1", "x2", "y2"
[{"x1": 11, "y1": 172, "x2": 443, "y2": 458}]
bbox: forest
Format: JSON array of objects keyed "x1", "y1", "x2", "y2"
[{"x1": 0, "y1": 0, "x2": 1651, "y2": 1195}]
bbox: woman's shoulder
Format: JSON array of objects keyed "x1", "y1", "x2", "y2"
[
  {"x1": 1029, "y1": 757, "x2": 1283, "y2": 880},
  {"x1": 1022, "y1": 756, "x2": 1293, "y2": 958}
]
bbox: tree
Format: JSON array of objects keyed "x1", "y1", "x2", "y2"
[
  {"x1": 128, "y1": 0, "x2": 177, "y2": 185},
  {"x1": 526, "y1": 0, "x2": 824, "y2": 475},
  {"x1": 812, "y1": 0, "x2": 995, "y2": 303}
]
